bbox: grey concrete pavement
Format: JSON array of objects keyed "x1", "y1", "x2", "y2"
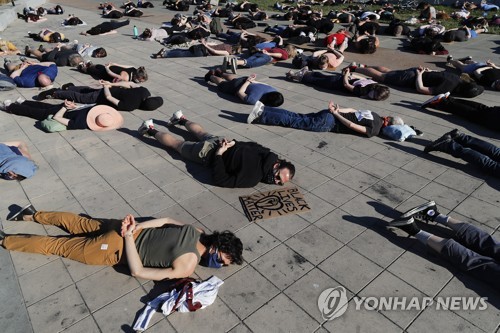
[{"x1": 0, "y1": 1, "x2": 499, "y2": 333}]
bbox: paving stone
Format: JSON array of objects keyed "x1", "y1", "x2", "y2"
[
  {"x1": 251, "y1": 244, "x2": 314, "y2": 290},
  {"x1": 257, "y1": 214, "x2": 311, "y2": 242},
  {"x1": 437, "y1": 273, "x2": 500, "y2": 333},
  {"x1": 284, "y1": 268, "x2": 347, "y2": 323},
  {"x1": 386, "y1": 245, "x2": 455, "y2": 297},
  {"x1": 314, "y1": 208, "x2": 367, "y2": 244},
  {"x1": 359, "y1": 271, "x2": 426, "y2": 329},
  {"x1": 322, "y1": 301, "x2": 402, "y2": 333},
  {"x1": 235, "y1": 223, "x2": 280, "y2": 263},
  {"x1": 200, "y1": 204, "x2": 249, "y2": 233},
  {"x1": 218, "y1": 265, "x2": 280, "y2": 319},
  {"x1": 19, "y1": 259, "x2": 73, "y2": 306},
  {"x1": 319, "y1": 246, "x2": 383, "y2": 294},
  {"x1": 285, "y1": 225, "x2": 343, "y2": 265},
  {"x1": 335, "y1": 168, "x2": 380, "y2": 192},
  {"x1": 168, "y1": 297, "x2": 240, "y2": 333},
  {"x1": 415, "y1": 182, "x2": 469, "y2": 211},
  {"x1": 244, "y1": 294, "x2": 320, "y2": 333},
  {"x1": 407, "y1": 306, "x2": 484, "y2": 333},
  {"x1": 311, "y1": 180, "x2": 359, "y2": 208},
  {"x1": 27, "y1": 285, "x2": 89, "y2": 333},
  {"x1": 93, "y1": 287, "x2": 161, "y2": 333},
  {"x1": 76, "y1": 267, "x2": 141, "y2": 312}
]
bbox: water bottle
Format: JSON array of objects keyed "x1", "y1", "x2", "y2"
[{"x1": 133, "y1": 25, "x2": 138, "y2": 39}]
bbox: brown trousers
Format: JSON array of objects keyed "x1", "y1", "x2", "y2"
[{"x1": 3, "y1": 211, "x2": 124, "y2": 266}]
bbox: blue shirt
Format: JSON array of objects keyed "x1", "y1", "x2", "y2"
[
  {"x1": 0, "y1": 144, "x2": 37, "y2": 179},
  {"x1": 13, "y1": 64, "x2": 58, "y2": 88},
  {"x1": 244, "y1": 83, "x2": 277, "y2": 105}
]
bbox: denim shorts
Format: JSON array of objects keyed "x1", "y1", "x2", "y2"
[{"x1": 180, "y1": 134, "x2": 224, "y2": 166}]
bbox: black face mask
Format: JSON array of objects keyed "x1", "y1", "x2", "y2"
[{"x1": 263, "y1": 169, "x2": 276, "y2": 185}]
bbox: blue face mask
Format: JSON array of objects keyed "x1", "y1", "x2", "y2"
[{"x1": 205, "y1": 248, "x2": 223, "y2": 269}]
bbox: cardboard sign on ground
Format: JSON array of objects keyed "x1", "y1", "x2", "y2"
[{"x1": 239, "y1": 187, "x2": 311, "y2": 222}]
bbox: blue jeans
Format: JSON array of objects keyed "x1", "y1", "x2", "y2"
[
  {"x1": 216, "y1": 32, "x2": 241, "y2": 44},
  {"x1": 449, "y1": 133, "x2": 500, "y2": 176},
  {"x1": 301, "y1": 71, "x2": 344, "y2": 90},
  {"x1": 266, "y1": 26, "x2": 286, "y2": 35},
  {"x1": 243, "y1": 53, "x2": 272, "y2": 68},
  {"x1": 259, "y1": 108, "x2": 335, "y2": 132},
  {"x1": 441, "y1": 222, "x2": 500, "y2": 290}
]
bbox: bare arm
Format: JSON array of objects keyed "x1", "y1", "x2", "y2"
[
  {"x1": 1, "y1": 141, "x2": 31, "y2": 158},
  {"x1": 236, "y1": 75, "x2": 256, "y2": 101},
  {"x1": 328, "y1": 101, "x2": 367, "y2": 135},
  {"x1": 102, "y1": 85, "x2": 121, "y2": 107},
  {"x1": 312, "y1": 49, "x2": 327, "y2": 57},
  {"x1": 342, "y1": 69, "x2": 354, "y2": 92},
  {"x1": 52, "y1": 106, "x2": 71, "y2": 126},
  {"x1": 203, "y1": 43, "x2": 230, "y2": 56},
  {"x1": 122, "y1": 215, "x2": 197, "y2": 281},
  {"x1": 415, "y1": 67, "x2": 432, "y2": 95}
]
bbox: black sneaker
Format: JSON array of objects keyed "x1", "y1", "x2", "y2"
[
  {"x1": 448, "y1": 128, "x2": 460, "y2": 140},
  {"x1": 400, "y1": 201, "x2": 439, "y2": 223},
  {"x1": 37, "y1": 88, "x2": 58, "y2": 100},
  {"x1": 387, "y1": 217, "x2": 421, "y2": 236},
  {"x1": 8, "y1": 203, "x2": 37, "y2": 221},
  {"x1": 204, "y1": 69, "x2": 215, "y2": 82},
  {"x1": 424, "y1": 133, "x2": 452, "y2": 153},
  {"x1": 0, "y1": 229, "x2": 5, "y2": 241},
  {"x1": 61, "y1": 83, "x2": 75, "y2": 90},
  {"x1": 446, "y1": 55, "x2": 453, "y2": 63},
  {"x1": 457, "y1": 56, "x2": 472, "y2": 62}
]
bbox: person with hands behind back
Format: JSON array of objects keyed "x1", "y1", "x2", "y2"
[{"x1": 1, "y1": 209, "x2": 243, "y2": 281}]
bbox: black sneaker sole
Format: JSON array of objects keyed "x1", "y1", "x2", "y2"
[
  {"x1": 8, "y1": 203, "x2": 34, "y2": 221},
  {"x1": 388, "y1": 216, "x2": 415, "y2": 227},
  {"x1": 400, "y1": 201, "x2": 436, "y2": 219}
]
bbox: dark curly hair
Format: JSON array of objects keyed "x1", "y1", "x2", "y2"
[{"x1": 199, "y1": 231, "x2": 243, "y2": 265}]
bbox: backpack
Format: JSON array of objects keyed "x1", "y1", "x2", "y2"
[
  {"x1": 0, "y1": 73, "x2": 16, "y2": 91},
  {"x1": 209, "y1": 17, "x2": 223, "y2": 34},
  {"x1": 40, "y1": 115, "x2": 67, "y2": 132}
]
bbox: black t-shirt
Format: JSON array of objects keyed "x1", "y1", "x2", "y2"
[
  {"x1": 110, "y1": 86, "x2": 150, "y2": 111},
  {"x1": 444, "y1": 29, "x2": 468, "y2": 42},
  {"x1": 423, "y1": 71, "x2": 460, "y2": 95},
  {"x1": 211, "y1": 141, "x2": 278, "y2": 188},
  {"x1": 42, "y1": 49, "x2": 78, "y2": 67},
  {"x1": 333, "y1": 110, "x2": 383, "y2": 138},
  {"x1": 479, "y1": 68, "x2": 500, "y2": 86},
  {"x1": 66, "y1": 107, "x2": 91, "y2": 130},
  {"x1": 110, "y1": 66, "x2": 137, "y2": 82}
]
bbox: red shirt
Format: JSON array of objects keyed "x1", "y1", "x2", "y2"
[
  {"x1": 264, "y1": 47, "x2": 289, "y2": 61},
  {"x1": 324, "y1": 32, "x2": 348, "y2": 46}
]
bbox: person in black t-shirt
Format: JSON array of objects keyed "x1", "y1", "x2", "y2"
[
  {"x1": 24, "y1": 46, "x2": 83, "y2": 67},
  {"x1": 37, "y1": 81, "x2": 163, "y2": 112},
  {"x1": 1, "y1": 99, "x2": 123, "y2": 131},
  {"x1": 137, "y1": 111, "x2": 295, "y2": 188},
  {"x1": 351, "y1": 64, "x2": 484, "y2": 97},
  {"x1": 81, "y1": 19, "x2": 130, "y2": 35},
  {"x1": 246, "y1": 100, "x2": 404, "y2": 138}
]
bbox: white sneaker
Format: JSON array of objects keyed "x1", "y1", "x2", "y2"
[
  {"x1": 308, "y1": 32, "x2": 316, "y2": 42},
  {"x1": 15, "y1": 97, "x2": 25, "y2": 104},
  {"x1": 0, "y1": 99, "x2": 12, "y2": 111},
  {"x1": 248, "y1": 101, "x2": 264, "y2": 124},
  {"x1": 167, "y1": 110, "x2": 184, "y2": 126},
  {"x1": 138, "y1": 119, "x2": 154, "y2": 136}
]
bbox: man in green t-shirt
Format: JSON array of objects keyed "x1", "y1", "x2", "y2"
[{"x1": 1, "y1": 206, "x2": 243, "y2": 281}]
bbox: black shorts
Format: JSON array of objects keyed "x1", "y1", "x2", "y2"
[
  {"x1": 383, "y1": 69, "x2": 416, "y2": 88},
  {"x1": 217, "y1": 77, "x2": 247, "y2": 95}
]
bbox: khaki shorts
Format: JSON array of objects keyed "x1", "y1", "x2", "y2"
[{"x1": 180, "y1": 134, "x2": 224, "y2": 166}]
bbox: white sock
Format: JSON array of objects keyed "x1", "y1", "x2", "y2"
[
  {"x1": 415, "y1": 230, "x2": 432, "y2": 245},
  {"x1": 434, "y1": 214, "x2": 449, "y2": 226}
]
